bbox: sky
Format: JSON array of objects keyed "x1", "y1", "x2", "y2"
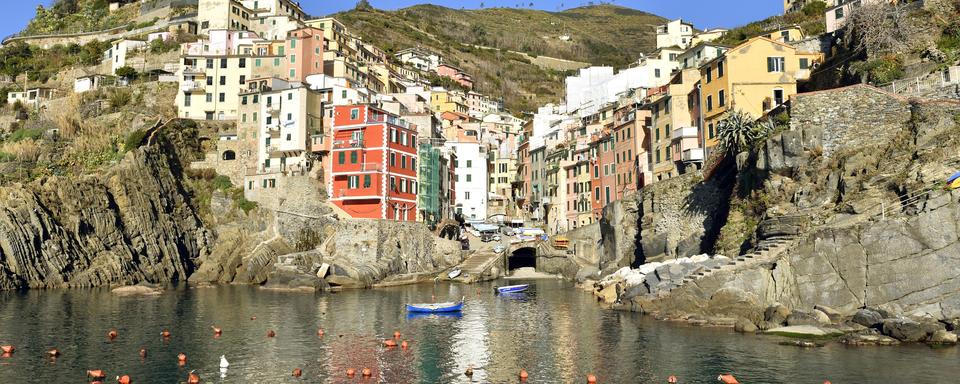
[{"x1": 2, "y1": 0, "x2": 780, "y2": 42}]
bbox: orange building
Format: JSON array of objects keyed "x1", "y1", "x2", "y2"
[{"x1": 329, "y1": 105, "x2": 420, "y2": 221}]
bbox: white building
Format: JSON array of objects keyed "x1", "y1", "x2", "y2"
[
  {"x1": 74, "y1": 74, "x2": 112, "y2": 93},
  {"x1": 104, "y1": 39, "x2": 147, "y2": 74},
  {"x1": 564, "y1": 49, "x2": 678, "y2": 118},
  {"x1": 677, "y1": 42, "x2": 730, "y2": 70},
  {"x1": 254, "y1": 80, "x2": 322, "y2": 175},
  {"x1": 395, "y1": 48, "x2": 443, "y2": 72},
  {"x1": 656, "y1": 19, "x2": 695, "y2": 49},
  {"x1": 7, "y1": 88, "x2": 57, "y2": 107},
  {"x1": 446, "y1": 137, "x2": 488, "y2": 222}
]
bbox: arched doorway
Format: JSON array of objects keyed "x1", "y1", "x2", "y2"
[
  {"x1": 508, "y1": 247, "x2": 537, "y2": 271},
  {"x1": 222, "y1": 150, "x2": 236, "y2": 160}
]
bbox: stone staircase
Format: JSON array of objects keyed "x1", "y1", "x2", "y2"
[
  {"x1": 661, "y1": 236, "x2": 800, "y2": 294},
  {"x1": 455, "y1": 251, "x2": 503, "y2": 281}
]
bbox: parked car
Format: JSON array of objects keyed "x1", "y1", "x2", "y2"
[
  {"x1": 500, "y1": 227, "x2": 515, "y2": 236},
  {"x1": 493, "y1": 245, "x2": 506, "y2": 253}
]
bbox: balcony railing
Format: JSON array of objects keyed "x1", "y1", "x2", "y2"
[
  {"x1": 682, "y1": 148, "x2": 704, "y2": 162},
  {"x1": 334, "y1": 186, "x2": 383, "y2": 199},
  {"x1": 671, "y1": 126, "x2": 699, "y2": 140},
  {"x1": 180, "y1": 81, "x2": 204, "y2": 92},
  {"x1": 182, "y1": 66, "x2": 205, "y2": 75},
  {"x1": 333, "y1": 139, "x2": 365, "y2": 149}
]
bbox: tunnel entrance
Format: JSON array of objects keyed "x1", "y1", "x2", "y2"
[{"x1": 508, "y1": 247, "x2": 537, "y2": 271}]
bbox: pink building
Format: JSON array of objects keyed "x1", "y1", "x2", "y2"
[
  {"x1": 436, "y1": 64, "x2": 474, "y2": 89},
  {"x1": 287, "y1": 27, "x2": 324, "y2": 81}
]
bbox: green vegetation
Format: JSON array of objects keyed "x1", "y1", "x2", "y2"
[
  {"x1": 850, "y1": 55, "x2": 905, "y2": 84},
  {"x1": 114, "y1": 66, "x2": 138, "y2": 81},
  {"x1": 212, "y1": 175, "x2": 233, "y2": 191},
  {"x1": 8, "y1": 127, "x2": 44, "y2": 142},
  {"x1": 149, "y1": 37, "x2": 180, "y2": 54},
  {"x1": 108, "y1": 88, "x2": 133, "y2": 109},
  {"x1": 716, "y1": 110, "x2": 777, "y2": 155},
  {"x1": 0, "y1": 40, "x2": 111, "y2": 83},
  {"x1": 124, "y1": 129, "x2": 147, "y2": 152},
  {"x1": 22, "y1": 0, "x2": 139, "y2": 36}
]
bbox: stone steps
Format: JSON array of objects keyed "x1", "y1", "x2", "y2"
[{"x1": 664, "y1": 236, "x2": 800, "y2": 293}]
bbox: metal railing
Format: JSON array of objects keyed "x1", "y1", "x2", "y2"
[{"x1": 878, "y1": 66, "x2": 960, "y2": 96}]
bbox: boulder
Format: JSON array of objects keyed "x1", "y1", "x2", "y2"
[
  {"x1": 326, "y1": 275, "x2": 366, "y2": 289},
  {"x1": 814, "y1": 304, "x2": 844, "y2": 321},
  {"x1": 881, "y1": 318, "x2": 927, "y2": 342},
  {"x1": 734, "y1": 318, "x2": 758, "y2": 333},
  {"x1": 928, "y1": 329, "x2": 958, "y2": 344},
  {"x1": 852, "y1": 308, "x2": 884, "y2": 328},
  {"x1": 764, "y1": 304, "x2": 791, "y2": 325},
  {"x1": 111, "y1": 285, "x2": 162, "y2": 296},
  {"x1": 813, "y1": 309, "x2": 832, "y2": 324},
  {"x1": 786, "y1": 310, "x2": 821, "y2": 326},
  {"x1": 575, "y1": 266, "x2": 600, "y2": 282},
  {"x1": 839, "y1": 331, "x2": 901, "y2": 346}
]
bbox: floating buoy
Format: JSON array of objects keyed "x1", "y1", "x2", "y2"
[
  {"x1": 107, "y1": 330, "x2": 118, "y2": 340},
  {"x1": 212, "y1": 326, "x2": 222, "y2": 336},
  {"x1": 717, "y1": 374, "x2": 739, "y2": 384},
  {"x1": 393, "y1": 331, "x2": 401, "y2": 339},
  {"x1": 161, "y1": 329, "x2": 171, "y2": 338},
  {"x1": 187, "y1": 371, "x2": 200, "y2": 384},
  {"x1": 464, "y1": 365, "x2": 474, "y2": 377},
  {"x1": 346, "y1": 368, "x2": 356, "y2": 377},
  {"x1": 116, "y1": 375, "x2": 131, "y2": 384},
  {"x1": 292, "y1": 368, "x2": 302, "y2": 377},
  {"x1": 138, "y1": 348, "x2": 147, "y2": 359},
  {"x1": 362, "y1": 368, "x2": 372, "y2": 377},
  {"x1": 47, "y1": 348, "x2": 60, "y2": 357},
  {"x1": 87, "y1": 370, "x2": 106, "y2": 379},
  {"x1": 587, "y1": 374, "x2": 597, "y2": 383},
  {"x1": 823, "y1": 381, "x2": 831, "y2": 384},
  {"x1": 1, "y1": 345, "x2": 14, "y2": 354},
  {"x1": 317, "y1": 328, "x2": 324, "y2": 337},
  {"x1": 384, "y1": 339, "x2": 397, "y2": 347},
  {"x1": 220, "y1": 355, "x2": 229, "y2": 369},
  {"x1": 668, "y1": 375, "x2": 678, "y2": 383},
  {"x1": 250, "y1": 316, "x2": 257, "y2": 320},
  {"x1": 177, "y1": 353, "x2": 187, "y2": 363},
  {"x1": 519, "y1": 369, "x2": 529, "y2": 380},
  {"x1": 91, "y1": 381, "x2": 103, "y2": 384},
  {"x1": 267, "y1": 330, "x2": 276, "y2": 338},
  {"x1": 401, "y1": 340, "x2": 408, "y2": 349}
]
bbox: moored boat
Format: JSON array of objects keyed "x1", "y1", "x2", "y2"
[
  {"x1": 495, "y1": 284, "x2": 529, "y2": 294},
  {"x1": 406, "y1": 298, "x2": 465, "y2": 313}
]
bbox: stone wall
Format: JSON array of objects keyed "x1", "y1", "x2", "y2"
[{"x1": 789, "y1": 84, "x2": 913, "y2": 157}]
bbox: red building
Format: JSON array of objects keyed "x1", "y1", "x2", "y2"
[
  {"x1": 329, "y1": 105, "x2": 419, "y2": 221},
  {"x1": 590, "y1": 132, "x2": 617, "y2": 221}
]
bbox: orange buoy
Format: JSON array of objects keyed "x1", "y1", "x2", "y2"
[
  {"x1": 346, "y1": 368, "x2": 356, "y2": 377},
  {"x1": 823, "y1": 381, "x2": 832, "y2": 384},
  {"x1": 161, "y1": 329, "x2": 171, "y2": 338},
  {"x1": 187, "y1": 371, "x2": 200, "y2": 384},
  {"x1": 401, "y1": 340, "x2": 409, "y2": 349},
  {"x1": 317, "y1": 328, "x2": 324, "y2": 337},
  {"x1": 87, "y1": 370, "x2": 106, "y2": 379},
  {"x1": 519, "y1": 369, "x2": 529, "y2": 380},
  {"x1": 361, "y1": 368, "x2": 372, "y2": 377},
  {"x1": 464, "y1": 364, "x2": 474, "y2": 377},
  {"x1": 267, "y1": 330, "x2": 276, "y2": 338},
  {"x1": 1, "y1": 345, "x2": 14, "y2": 354},
  {"x1": 212, "y1": 326, "x2": 222, "y2": 336},
  {"x1": 384, "y1": 339, "x2": 397, "y2": 347},
  {"x1": 177, "y1": 353, "x2": 187, "y2": 363},
  {"x1": 138, "y1": 348, "x2": 147, "y2": 359},
  {"x1": 116, "y1": 375, "x2": 131, "y2": 384},
  {"x1": 717, "y1": 374, "x2": 739, "y2": 384},
  {"x1": 107, "y1": 330, "x2": 118, "y2": 340},
  {"x1": 47, "y1": 348, "x2": 60, "y2": 357},
  {"x1": 667, "y1": 375, "x2": 678, "y2": 383},
  {"x1": 393, "y1": 331, "x2": 401, "y2": 339},
  {"x1": 292, "y1": 368, "x2": 302, "y2": 377},
  {"x1": 587, "y1": 374, "x2": 597, "y2": 383}
]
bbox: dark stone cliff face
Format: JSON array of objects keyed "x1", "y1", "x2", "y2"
[{"x1": 0, "y1": 142, "x2": 210, "y2": 290}]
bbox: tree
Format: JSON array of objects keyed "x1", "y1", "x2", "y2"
[
  {"x1": 355, "y1": 0, "x2": 373, "y2": 11},
  {"x1": 114, "y1": 66, "x2": 137, "y2": 80},
  {"x1": 847, "y1": 2, "x2": 930, "y2": 55}
]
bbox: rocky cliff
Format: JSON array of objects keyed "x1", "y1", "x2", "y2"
[
  {"x1": 594, "y1": 85, "x2": 960, "y2": 324},
  {"x1": 0, "y1": 128, "x2": 211, "y2": 289}
]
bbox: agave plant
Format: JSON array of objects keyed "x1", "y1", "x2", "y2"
[{"x1": 716, "y1": 110, "x2": 759, "y2": 155}]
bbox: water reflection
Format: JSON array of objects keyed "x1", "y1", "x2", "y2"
[{"x1": 0, "y1": 281, "x2": 958, "y2": 383}]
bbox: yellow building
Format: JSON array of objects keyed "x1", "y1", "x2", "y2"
[
  {"x1": 430, "y1": 90, "x2": 469, "y2": 115},
  {"x1": 699, "y1": 36, "x2": 822, "y2": 149},
  {"x1": 198, "y1": 0, "x2": 253, "y2": 34},
  {"x1": 764, "y1": 25, "x2": 805, "y2": 44},
  {"x1": 644, "y1": 68, "x2": 700, "y2": 181}
]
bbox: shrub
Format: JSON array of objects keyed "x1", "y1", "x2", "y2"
[
  {"x1": 108, "y1": 89, "x2": 132, "y2": 109},
  {"x1": 851, "y1": 56, "x2": 905, "y2": 84},
  {"x1": 236, "y1": 196, "x2": 258, "y2": 214},
  {"x1": 114, "y1": 66, "x2": 137, "y2": 81},
  {"x1": 212, "y1": 175, "x2": 233, "y2": 191},
  {"x1": 123, "y1": 129, "x2": 147, "y2": 151},
  {"x1": 8, "y1": 127, "x2": 43, "y2": 142}
]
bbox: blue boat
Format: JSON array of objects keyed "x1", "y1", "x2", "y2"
[
  {"x1": 405, "y1": 297, "x2": 464, "y2": 313},
  {"x1": 495, "y1": 284, "x2": 529, "y2": 294}
]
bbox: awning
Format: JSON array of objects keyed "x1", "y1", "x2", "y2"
[{"x1": 472, "y1": 223, "x2": 499, "y2": 232}]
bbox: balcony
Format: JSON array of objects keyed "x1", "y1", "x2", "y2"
[
  {"x1": 180, "y1": 81, "x2": 204, "y2": 93},
  {"x1": 267, "y1": 125, "x2": 281, "y2": 138},
  {"x1": 265, "y1": 104, "x2": 280, "y2": 115},
  {"x1": 333, "y1": 139, "x2": 365, "y2": 149},
  {"x1": 182, "y1": 66, "x2": 205, "y2": 75},
  {"x1": 671, "y1": 126, "x2": 699, "y2": 140},
  {"x1": 682, "y1": 148, "x2": 704, "y2": 162},
  {"x1": 334, "y1": 185, "x2": 383, "y2": 200}
]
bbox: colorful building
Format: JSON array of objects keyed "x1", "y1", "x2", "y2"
[
  {"x1": 329, "y1": 105, "x2": 420, "y2": 221},
  {"x1": 436, "y1": 64, "x2": 474, "y2": 89}
]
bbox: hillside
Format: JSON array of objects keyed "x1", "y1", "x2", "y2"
[{"x1": 335, "y1": 4, "x2": 667, "y2": 111}]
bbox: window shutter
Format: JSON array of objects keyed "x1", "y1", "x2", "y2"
[{"x1": 767, "y1": 57, "x2": 774, "y2": 72}]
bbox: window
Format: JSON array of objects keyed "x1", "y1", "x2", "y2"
[
  {"x1": 767, "y1": 57, "x2": 785, "y2": 72},
  {"x1": 219, "y1": 76, "x2": 226, "y2": 85},
  {"x1": 390, "y1": 153, "x2": 396, "y2": 167},
  {"x1": 390, "y1": 177, "x2": 396, "y2": 191},
  {"x1": 655, "y1": 68, "x2": 661, "y2": 78},
  {"x1": 206, "y1": 59, "x2": 213, "y2": 69},
  {"x1": 348, "y1": 175, "x2": 359, "y2": 189},
  {"x1": 709, "y1": 123, "x2": 715, "y2": 138},
  {"x1": 206, "y1": 77, "x2": 213, "y2": 86},
  {"x1": 350, "y1": 151, "x2": 357, "y2": 164},
  {"x1": 718, "y1": 60, "x2": 724, "y2": 77},
  {"x1": 401, "y1": 155, "x2": 407, "y2": 169},
  {"x1": 799, "y1": 58, "x2": 809, "y2": 70},
  {"x1": 718, "y1": 90, "x2": 725, "y2": 107},
  {"x1": 220, "y1": 59, "x2": 227, "y2": 69},
  {"x1": 706, "y1": 95, "x2": 713, "y2": 111},
  {"x1": 412, "y1": 158, "x2": 416, "y2": 170},
  {"x1": 465, "y1": 191, "x2": 471, "y2": 200},
  {"x1": 706, "y1": 67, "x2": 712, "y2": 83},
  {"x1": 655, "y1": 148, "x2": 661, "y2": 163},
  {"x1": 253, "y1": 112, "x2": 258, "y2": 121},
  {"x1": 242, "y1": 96, "x2": 248, "y2": 105},
  {"x1": 595, "y1": 187, "x2": 600, "y2": 201},
  {"x1": 290, "y1": 39, "x2": 296, "y2": 48},
  {"x1": 239, "y1": 75, "x2": 245, "y2": 85},
  {"x1": 290, "y1": 69, "x2": 296, "y2": 78},
  {"x1": 206, "y1": 93, "x2": 213, "y2": 103},
  {"x1": 239, "y1": 58, "x2": 246, "y2": 68},
  {"x1": 773, "y1": 88, "x2": 785, "y2": 107},
  {"x1": 466, "y1": 160, "x2": 472, "y2": 168},
  {"x1": 184, "y1": 93, "x2": 191, "y2": 107},
  {"x1": 219, "y1": 93, "x2": 225, "y2": 102},
  {"x1": 350, "y1": 108, "x2": 359, "y2": 119},
  {"x1": 255, "y1": 58, "x2": 261, "y2": 67},
  {"x1": 655, "y1": 128, "x2": 660, "y2": 141},
  {"x1": 338, "y1": 152, "x2": 345, "y2": 164},
  {"x1": 363, "y1": 175, "x2": 371, "y2": 188},
  {"x1": 290, "y1": 54, "x2": 296, "y2": 63},
  {"x1": 835, "y1": 7, "x2": 844, "y2": 19}
]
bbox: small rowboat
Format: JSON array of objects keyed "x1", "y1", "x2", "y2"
[
  {"x1": 406, "y1": 297, "x2": 464, "y2": 313},
  {"x1": 495, "y1": 284, "x2": 529, "y2": 294},
  {"x1": 448, "y1": 268, "x2": 462, "y2": 279}
]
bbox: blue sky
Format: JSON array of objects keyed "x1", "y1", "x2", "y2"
[{"x1": 3, "y1": 1, "x2": 779, "y2": 41}]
